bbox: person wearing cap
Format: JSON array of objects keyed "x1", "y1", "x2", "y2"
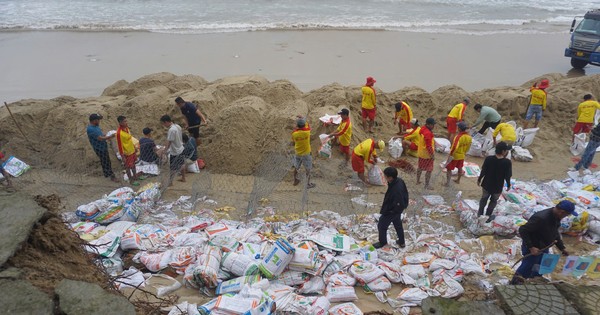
[
  {"x1": 492, "y1": 122, "x2": 517, "y2": 146},
  {"x1": 524, "y1": 79, "x2": 549, "y2": 129},
  {"x1": 416, "y1": 118, "x2": 436, "y2": 189},
  {"x1": 352, "y1": 138, "x2": 385, "y2": 184},
  {"x1": 160, "y1": 115, "x2": 185, "y2": 185},
  {"x1": 443, "y1": 122, "x2": 472, "y2": 186},
  {"x1": 472, "y1": 104, "x2": 501, "y2": 135},
  {"x1": 86, "y1": 114, "x2": 118, "y2": 183},
  {"x1": 401, "y1": 118, "x2": 421, "y2": 157},
  {"x1": 291, "y1": 116, "x2": 315, "y2": 188},
  {"x1": 139, "y1": 127, "x2": 159, "y2": 164},
  {"x1": 175, "y1": 96, "x2": 208, "y2": 146},
  {"x1": 446, "y1": 97, "x2": 470, "y2": 142},
  {"x1": 573, "y1": 94, "x2": 600, "y2": 142},
  {"x1": 373, "y1": 167, "x2": 409, "y2": 249},
  {"x1": 573, "y1": 122, "x2": 600, "y2": 177},
  {"x1": 477, "y1": 141, "x2": 512, "y2": 223},
  {"x1": 116, "y1": 115, "x2": 140, "y2": 186},
  {"x1": 361, "y1": 76, "x2": 377, "y2": 133},
  {"x1": 393, "y1": 101, "x2": 413, "y2": 135},
  {"x1": 511, "y1": 200, "x2": 576, "y2": 284},
  {"x1": 328, "y1": 108, "x2": 352, "y2": 165}
]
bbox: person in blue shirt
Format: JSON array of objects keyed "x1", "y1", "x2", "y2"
[
  {"x1": 175, "y1": 97, "x2": 207, "y2": 146},
  {"x1": 179, "y1": 133, "x2": 198, "y2": 182},
  {"x1": 139, "y1": 127, "x2": 159, "y2": 164},
  {"x1": 86, "y1": 114, "x2": 118, "y2": 182}
]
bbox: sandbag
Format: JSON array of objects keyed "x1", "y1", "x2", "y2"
[
  {"x1": 325, "y1": 285, "x2": 358, "y2": 303},
  {"x1": 367, "y1": 165, "x2": 386, "y2": 186},
  {"x1": 512, "y1": 146, "x2": 533, "y2": 162},
  {"x1": 364, "y1": 276, "x2": 391, "y2": 292},
  {"x1": 288, "y1": 242, "x2": 323, "y2": 275},
  {"x1": 571, "y1": 133, "x2": 587, "y2": 156},
  {"x1": 215, "y1": 274, "x2": 260, "y2": 295},
  {"x1": 259, "y1": 238, "x2": 295, "y2": 278},
  {"x1": 85, "y1": 231, "x2": 121, "y2": 258},
  {"x1": 388, "y1": 137, "x2": 404, "y2": 159},
  {"x1": 520, "y1": 128, "x2": 539, "y2": 148},
  {"x1": 434, "y1": 138, "x2": 451, "y2": 154},
  {"x1": 327, "y1": 272, "x2": 357, "y2": 286},
  {"x1": 318, "y1": 134, "x2": 332, "y2": 158},
  {"x1": 328, "y1": 302, "x2": 363, "y2": 315},
  {"x1": 349, "y1": 261, "x2": 385, "y2": 284},
  {"x1": 222, "y1": 251, "x2": 260, "y2": 276},
  {"x1": 193, "y1": 245, "x2": 222, "y2": 288},
  {"x1": 139, "y1": 250, "x2": 173, "y2": 272},
  {"x1": 299, "y1": 276, "x2": 326, "y2": 295},
  {"x1": 187, "y1": 161, "x2": 200, "y2": 173}
]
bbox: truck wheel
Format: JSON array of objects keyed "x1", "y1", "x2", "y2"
[{"x1": 571, "y1": 58, "x2": 588, "y2": 69}]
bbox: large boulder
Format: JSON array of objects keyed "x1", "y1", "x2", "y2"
[{"x1": 56, "y1": 279, "x2": 135, "y2": 315}]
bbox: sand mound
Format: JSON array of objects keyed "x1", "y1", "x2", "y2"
[
  {"x1": 1, "y1": 72, "x2": 599, "y2": 176},
  {"x1": 6, "y1": 195, "x2": 110, "y2": 294}
]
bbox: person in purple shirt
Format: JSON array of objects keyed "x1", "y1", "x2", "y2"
[{"x1": 175, "y1": 96, "x2": 207, "y2": 146}]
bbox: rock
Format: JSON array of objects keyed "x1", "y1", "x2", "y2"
[
  {"x1": 421, "y1": 296, "x2": 505, "y2": 315},
  {"x1": 0, "y1": 267, "x2": 22, "y2": 279},
  {"x1": 0, "y1": 192, "x2": 46, "y2": 265},
  {"x1": 0, "y1": 279, "x2": 54, "y2": 315},
  {"x1": 56, "y1": 279, "x2": 135, "y2": 315}
]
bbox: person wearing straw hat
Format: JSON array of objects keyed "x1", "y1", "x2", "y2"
[
  {"x1": 524, "y1": 79, "x2": 549, "y2": 129},
  {"x1": 510, "y1": 200, "x2": 577, "y2": 284},
  {"x1": 361, "y1": 76, "x2": 377, "y2": 133},
  {"x1": 352, "y1": 138, "x2": 385, "y2": 184}
]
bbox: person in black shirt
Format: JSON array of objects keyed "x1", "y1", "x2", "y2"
[
  {"x1": 373, "y1": 167, "x2": 409, "y2": 249},
  {"x1": 477, "y1": 141, "x2": 512, "y2": 223},
  {"x1": 139, "y1": 128, "x2": 159, "y2": 164},
  {"x1": 175, "y1": 97, "x2": 207, "y2": 146},
  {"x1": 511, "y1": 200, "x2": 577, "y2": 284}
]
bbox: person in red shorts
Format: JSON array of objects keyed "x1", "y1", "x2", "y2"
[
  {"x1": 352, "y1": 138, "x2": 385, "y2": 184},
  {"x1": 394, "y1": 101, "x2": 413, "y2": 135},
  {"x1": 573, "y1": 94, "x2": 600, "y2": 143},
  {"x1": 446, "y1": 97, "x2": 470, "y2": 141},
  {"x1": 328, "y1": 108, "x2": 352, "y2": 166},
  {"x1": 401, "y1": 119, "x2": 421, "y2": 157},
  {"x1": 116, "y1": 115, "x2": 140, "y2": 186},
  {"x1": 443, "y1": 122, "x2": 472, "y2": 186},
  {"x1": 416, "y1": 118, "x2": 436, "y2": 190},
  {"x1": 361, "y1": 76, "x2": 377, "y2": 133}
]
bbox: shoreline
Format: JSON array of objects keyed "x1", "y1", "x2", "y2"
[{"x1": 1, "y1": 29, "x2": 598, "y2": 102}]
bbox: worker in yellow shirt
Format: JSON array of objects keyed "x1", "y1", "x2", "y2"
[
  {"x1": 291, "y1": 116, "x2": 315, "y2": 189},
  {"x1": 446, "y1": 97, "x2": 470, "y2": 142},
  {"x1": 524, "y1": 79, "x2": 549, "y2": 129},
  {"x1": 361, "y1": 76, "x2": 377, "y2": 133},
  {"x1": 352, "y1": 138, "x2": 385, "y2": 184},
  {"x1": 402, "y1": 119, "x2": 421, "y2": 157},
  {"x1": 444, "y1": 122, "x2": 472, "y2": 186},
  {"x1": 394, "y1": 101, "x2": 413, "y2": 135},
  {"x1": 116, "y1": 115, "x2": 141, "y2": 186},
  {"x1": 573, "y1": 94, "x2": 600, "y2": 141},
  {"x1": 417, "y1": 118, "x2": 436, "y2": 190},
  {"x1": 492, "y1": 123, "x2": 517, "y2": 146},
  {"x1": 328, "y1": 108, "x2": 353, "y2": 166}
]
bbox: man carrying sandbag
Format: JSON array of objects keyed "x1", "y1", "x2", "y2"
[
  {"x1": 510, "y1": 200, "x2": 576, "y2": 284},
  {"x1": 373, "y1": 167, "x2": 409, "y2": 249},
  {"x1": 472, "y1": 104, "x2": 501, "y2": 135},
  {"x1": 352, "y1": 138, "x2": 385, "y2": 184}
]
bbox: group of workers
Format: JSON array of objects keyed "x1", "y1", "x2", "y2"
[{"x1": 86, "y1": 97, "x2": 206, "y2": 186}]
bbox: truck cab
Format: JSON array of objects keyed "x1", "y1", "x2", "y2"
[{"x1": 565, "y1": 9, "x2": 600, "y2": 69}]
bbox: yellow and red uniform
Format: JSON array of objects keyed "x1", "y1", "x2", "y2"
[
  {"x1": 446, "y1": 131, "x2": 472, "y2": 171},
  {"x1": 361, "y1": 86, "x2": 377, "y2": 120},
  {"x1": 395, "y1": 101, "x2": 413, "y2": 128},
  {"x1": 493, "y1": 123, "x2": 516, "y2": 143},
  {"x1": 116, "y1": 126, "x2": 136, "y2": 168},
  {"x1": 292, "y1": 123, "x2": 311, "y2": 156},
  {"x1": 352, "y1": 138, "x2": 377, "y2": 173},
  {"x1": 404, "y1": 126, "x2": 421, "y2": 152},
  {"x1": 574, "y1": 100, "x2": 600, "y2": 133},
  {"x1": 336, "y1": 117, "x2": 352, "y2": 154},
  {"x1": 446, "y1": 102, "x2": 467, "y2": 133},
  {"x1": 530, "y1": 86, "x2": 547, "y2": 110},
  {"x1": 417, "y1": 126, "x2": 435, "y2": 171}
]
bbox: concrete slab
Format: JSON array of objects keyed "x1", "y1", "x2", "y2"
[
  {"x1": 555, "y1": 283, "x2": 600, "y2": 315},
  {"x1": 421, "y1": 296, "x2": 506, "y2": 315},
  {"x1": 0, "y1": 279, "x2": 53, "y2": 315},
  {"x1": 0, "y1": 192, "x2": 46, "y2": 266},
  {"x1": 495, "y1": 285, "x2": 578, "y2": 315}
]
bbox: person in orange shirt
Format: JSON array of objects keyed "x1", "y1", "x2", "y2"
[
  {"x1": 116, "y1": 115, "x2": 140, "y2": 186},
  {"x1": 524, "y1": 79, "x2": 549, "y2": 129},
  {"x1": 417, "y1": 118, "x2": 436, "y2": 190},
  {"x1": 361, "y1": 76, "x2": 377, "y2": 133},
  {"x1": 443, "y1": 122, "x2": 472, "y2": 186},
  {"x1": 446, "y1": 97, "x2": 470, "y2": 142},
  {"x1": 352, "y1": 138, "x2": 385, "y2": 184},
  {"x1": 573, "y1": 94, "x2": 600, "y2": 141},
  {"x1": 401, "y1": 119, "x2": 421, "y2": 157},
  {"x1": 291, "y1": 116, "x2": 315, "y2": 189},
  {"x1": 328, "y1": 108, "x2": 352, "y2": 166},
  {"x1": 394, "y1": 101, "x2": 413, "y2": 135}
]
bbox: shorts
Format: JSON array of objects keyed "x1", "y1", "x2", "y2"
[
  {"x1": 169, "y1": 154, "x2": 185, "y2": 171},
  {"x1": 409, "y1": 142, "x2": 418, "y2": 151},
  {"x1": 124, "y1": 153, "x2": 137, "y2": 169},
  {"x1": 573, "y1": 122, "x2": 593, "y2": 134},
  {"x1": 351, "y1": 152, "x2": 365, "y2": 173},
  {"x1": 361, "y1": 108, "x2": 376, "y2": 121},
  {"x1": 418, "y1": 158, "x2": 434, "y2": 172},
  {"x1": 525, "y1": 105, "x2": 543, "y2": 121},
  {"x1": 188, "y1": 126, "x2": 200, "y2": 138},
  {"x1": 446, "y1": 117, "x2": 458, "y2": 133},
  {"x1": 293, "y1": 154, "x2": 313, "y2": 170},
  {"x1": 399, "y1": 118, "x2": 411, "y2": 129},
  {"x1": 446, "y1": 159, "x2": 464, "y2": 171},
  {"x1": 339, "y1": 145, "x2": 350, "y2": 155}
]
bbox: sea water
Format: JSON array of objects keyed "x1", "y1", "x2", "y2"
[{"x1": 0, "y1": 0, "x2": 596, "y2": 35}]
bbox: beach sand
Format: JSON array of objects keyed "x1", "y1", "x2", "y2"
[{"x1": 1, "y1": 30, "x2": 599, "y2": 102}]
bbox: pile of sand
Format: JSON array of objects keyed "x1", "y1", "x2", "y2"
[{"x1": 1, "y1": 72, "x2": 600, "y2": 177}]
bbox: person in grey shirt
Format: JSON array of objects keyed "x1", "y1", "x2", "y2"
[
  {"x1": 472, "y1": 104, "x2": 501, "y2": 134},
  {"x1": 159, "y1": 115, "x2": 184, "y2": 184}
]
